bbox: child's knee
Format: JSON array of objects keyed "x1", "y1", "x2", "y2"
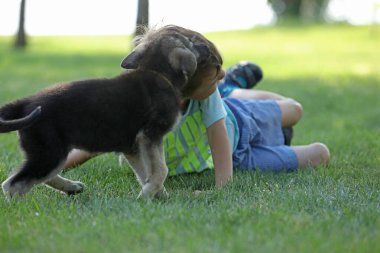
[
  {"x1": 288, "y1": 99, "x2": 303, "y2": 120},
  {"x1": 280, "y1": 98, "x2": 303, "y2": 125},
  {"x1": 311, "y1": 142, "x2": 330, "y2": 165}
]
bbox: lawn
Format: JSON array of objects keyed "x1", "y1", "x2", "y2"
[{"x1": 0, "y1": 24, "x2": 379, "y2": 253}]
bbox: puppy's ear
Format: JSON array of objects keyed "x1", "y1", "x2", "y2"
[
  {"x1": 168, "y1": 47, "x2": 197, "y2": 80},
  {"x1": 121, "y1": 51, "x2": 140, "y2": 69}
]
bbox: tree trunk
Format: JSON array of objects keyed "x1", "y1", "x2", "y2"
[
  {"x1": 269, "y1": 0, "x2": 330, "y2": 22},
  {"x1": 300, "y1": 0, "x2": 317, "y2": 21},
  {"x1": 284, "y1": 0, "x2": 302, "y2": 18},
  {"x1": 318, "y1": 0, "x2": 330, "y2": 20},
  {"x1": 15, "y1": 0, "x2": 27, "y2": 48},
  {"x1": 135, "y1": 0, "x2": 149, "y2": 37}
]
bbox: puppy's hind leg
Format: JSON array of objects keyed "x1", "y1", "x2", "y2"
[
  {"x1": 2, "y1": 150, "x2": 67, "y2": 199},
  {"x1": 45, "y1": 175, "x2": 85, "y2": 195}
]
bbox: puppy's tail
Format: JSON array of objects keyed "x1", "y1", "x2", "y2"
[{"x1": 0, "y1": 103, "x2": 42, "y2": 133}]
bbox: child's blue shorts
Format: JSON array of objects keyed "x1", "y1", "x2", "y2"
[{"x1": 223, "y1": 98, "x2": 299, "y2": 172}]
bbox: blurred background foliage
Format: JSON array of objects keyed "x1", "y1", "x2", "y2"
[{"x1": 8, "y1": 0, "x2": 380, "y2": 48}]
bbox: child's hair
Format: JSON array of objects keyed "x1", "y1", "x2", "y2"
[{"x1": 135, "y1": 25, "x2": 224, "y2": 97}]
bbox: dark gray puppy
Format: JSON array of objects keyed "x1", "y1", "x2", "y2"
[{"x1": 0, "y1": 25, "x2": 213, "y2": 199}]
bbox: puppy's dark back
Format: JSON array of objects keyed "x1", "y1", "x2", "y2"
[{"x1": 20, "y1": 70, "x2": 180, "y2": 153}]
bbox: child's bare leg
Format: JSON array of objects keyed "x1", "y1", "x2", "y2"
[
  {"x1": 292, "y1": 143, "x2": 330, "y2": 168},
  {"x1": 228, "y1": 89, "x2": 303, "y2": 127},
  {"x1": 63, "y1": 149, "x2": 98, "y2": 171}
]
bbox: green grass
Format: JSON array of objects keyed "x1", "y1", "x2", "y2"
[{"x1": 0, "y1": 24, "x2": 379, "y2": 253}]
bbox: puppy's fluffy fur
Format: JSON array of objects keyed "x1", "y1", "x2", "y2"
[{"x1": 0, "y1": 25, "x2": 222, "y2": 199}]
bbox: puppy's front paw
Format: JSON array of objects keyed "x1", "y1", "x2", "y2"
[
  {"x1": 137, "y1": 185, "x2": 168, "y2": 200},
  {"x1": 154, "y1": 187, "x2": 169, "y2": 199}
]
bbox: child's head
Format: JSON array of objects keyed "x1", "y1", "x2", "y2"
[
  {"x1": 132, "y1": 25, "x2": 224, "y2": 99},
  {"x1": 160, "y1": 25, "x2": 224, "y2": 99},
  {"x1": 187, "y1": 64, "x2": 225, "y2": 100}
]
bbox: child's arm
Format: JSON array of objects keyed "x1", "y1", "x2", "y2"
[{"x1": 207, "y1": 118, "x2": 233, "y2": 188}]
